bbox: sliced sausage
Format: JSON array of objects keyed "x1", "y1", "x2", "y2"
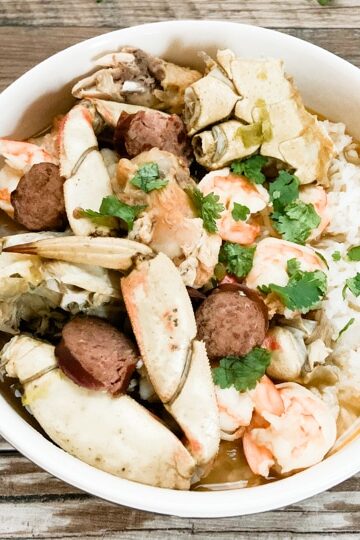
[
  {"x1": 11, "y1": 163, "x2": 67, "y2": 231},
  {"x1": 55, "y1": 316, "x2": 139, "y2": 395},
  {"x1": 114, "y1": 110, "x2": 192, "y2": 164},
  {"x1": 195, "y1": 286, "x2": 268, "y2": 361}
]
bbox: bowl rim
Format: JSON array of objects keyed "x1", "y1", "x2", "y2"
[{"x1": 1, "y1": 19, "x2": 360, "y2": 518}]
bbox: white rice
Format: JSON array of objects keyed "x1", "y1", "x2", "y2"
[{"x1": 308, "y1": 121, "x2": 360, "y2": 434}]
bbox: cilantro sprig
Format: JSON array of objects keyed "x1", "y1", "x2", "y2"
[
  {"x1": 343, "y1": 273, "x2": 360, "y2": 298},
  {"x1": 347, "y1": 246, "x2": 360, "y2": 261},
  {"x1": 272, "y1": 200, "x2": 321, "y2": 245},
  {"x1": 259, "y1": 258, "x2": 327, "y2": 313},
  {"x1": 212, "y1": 348, "x2": 271, "y2": 392},
  {"x1": 269, "y1": 170, "x2": 299, "y2": 212},
  {"x1": 219, "y1": 242, "x2": 256, "y2": 279},
  {"x1": 130, "y1": 162, "x2": 168, "y2": 193},
  {"x1": 79, "y1": 195, "x2": 146, "y2": 231},
  {"x1": 268, "y1": 170, "x2": 321, "y2": 244},
  {"x1": 187, "y1": 187, "x2": 225, "y2": 233},
  {"x1": 231, "y1": 202, "x2": 250, "y2": 221},
  {"x1": 230, "y1": 155, "x2": 267, "y2": 185}
]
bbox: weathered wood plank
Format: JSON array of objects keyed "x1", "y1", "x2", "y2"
[
  {"x1": 0, "y1": 0, "x2": 360, "y2": 29},
  {"x1": 0, "y1": 454, "x2": 360, "y2": 536},
  {"x1": 0, "y1": 496, "x2": 359, "y2": 537},
  {"x1": 0, "y1": 26, "x2": 359, "y2": 94}
]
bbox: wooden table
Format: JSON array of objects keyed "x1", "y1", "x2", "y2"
[{"x1": 1, "y1": 1, "x2": 360, "y2": 537}]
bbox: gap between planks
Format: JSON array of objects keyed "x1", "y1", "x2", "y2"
[{"x1": 0, "y1": 0, "x2": 360, "y2": 29}]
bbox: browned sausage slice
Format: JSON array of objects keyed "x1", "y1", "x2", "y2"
[
  {"x1": 55, "y1": 316, "x2": 139, "y2": 394},
  {"x1": 195, "y1": 286, "x2": 268, "y2": 361},
  {"x1": 114, "y1": 110, "x2": 192, "y2": 164},
  {"x1": 11, "y1": 162, "x2": 67, "y2": 231}
]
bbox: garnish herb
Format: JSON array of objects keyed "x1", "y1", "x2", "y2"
[
  {"x1": 231, "y1": 202, "x2": 250, "y2": 222},
  {"x1": 259, "y1": 258, "x2": 327, "y2": 313},
  {"x1": 347, "y1": 246, "x2": 360, "y2": 261},
  {"x1": 187, "y1": 187, "x2": 224, "y2": 233},
  {"x1": 269, "y1": 170, "x2": 299, "y2": 212},
  {"x1": 315, "y1": 251, "x2": 329, "y2": 270},
  {"x1": 332, "y1": 251, "x2": 341, "y2": 262},
  {"x1": 317, "y1": 0, "x2": 331, "y2": 5},
  {"x1": 219, "y1": 242, "x2": 256, "y2": 279},
  {"x1": 130, "y1": 162, "x2": 168, "y2": 193},
  {"x1": 212, "y1": 347, "x2": 271, "y2": 392},
  {"x1": 230, "y1": 155, "x2": 267, "y2": 184},
  {"x1": 343, "y1": 273, "x2": 360, "y2": 298},
  {"x1": 337, "y1": 318, "x2": 355, "y2": 341},
  {"x1": 271, "y1": 200, "x2": 321, "y2": 245},
  {"x1": 79, "y1": 195, "x2": 146, "y2": 231}
]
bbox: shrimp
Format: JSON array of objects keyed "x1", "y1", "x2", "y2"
[
  {"x1": 215, "y1": 375, "x2": 284, "y2": 441},
  {"x1": 198, "y1": 168, "x2": 269, "y2": 245},
  {"x1": 243, "y1": 382, "x2": 337, "y2": 477},
  {"x1": 299, "y1": 185, "x2": 330, "y2": 240},
  {"x1": 0, "y1": 140, "x2": 58, "y2": 218},
  {"x1": 245, "y1": 237, "x2": 325, "y2": 290}
]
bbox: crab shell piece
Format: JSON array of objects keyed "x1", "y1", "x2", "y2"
[
  {"x1": 2, "y1": 335, "x2": 195, "y2": 489},
  {"x1": 89, "y1": 98, "x2": 168, "y2": 128},
  {"x1": 121, "y1": 252, "x2": 220, "y2": 471},
  {"x1": 3, "y1": 236, "x2": 153, "y2": 271},
  {"x1": 58, "y1": 104, "x2": 114, "y2": 236}
]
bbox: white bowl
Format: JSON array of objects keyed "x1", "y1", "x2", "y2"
[{"x1": 1, "y1": 20, "x2": 360, "y2": 518}]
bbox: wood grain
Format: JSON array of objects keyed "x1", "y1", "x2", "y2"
[
  {"x1": 1, "y1": 0, "x2": 360, "y2": 29},
  {"x1": 0, "y1": 452, "x2": 360, "y2": 538},
  {"x1": 0, "y1": 452, "x2": 360, "y2": 537},
  {"x1": 0, "y1": 26, "x2": 359, "y2": 93}
]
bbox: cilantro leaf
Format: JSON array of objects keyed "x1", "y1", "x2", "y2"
[
  {"x1": 344, "y1": 273, "x2": 360, "y2": 298},
  {"x1": 269, "y1": 170, "x2": 299, "y2": 212},
  {"x1": 337, "y1": 318, "x2": 355, "y2": 341},
  {"x1": 347, "y1": 246, "x2": 360, "y2": 261},
  {"x1": 317, "y1": 0, "x2": 331, "y2": 5},
  {"x1": 187, "y1": 187, "x2": 224, "y2": 233},
  {"x1": 287, "y1": 257, "x2": 301, "y2": 276},
  {"x1": 130, "y1": 162, "x2": 168, "y2": 193},
  {"x1": 332, "y1": 251, "x2": 341, "y2": 262},
  {"x1": 230, "y1": 155, "x2": 267, "y2": 184},
  {"x1": 219, "y1": 242, "x2": 256, "y2": 279},
  {"x1": 212, "y1": 348, "x2": 271, "y2": 392},
  {"x1": 272, "y1": 200, "x2": 321, "y2": 244},
  {"x1": 231, "y1": 202, "x2": 250, "y2": 221},
  {"x1": 80, "y1": 195, "x2": 146, "y2": 231},
  {"x1": 261, "y1": 261, "x2": 327, "y2": 313}
]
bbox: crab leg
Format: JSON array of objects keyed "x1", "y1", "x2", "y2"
[
  {"x1": 59, "y1": 104, "x2": 114, "y2": 236},
  {"x1": 121, "y1": 252, "x2": 220, "y2": 473},
  {"x1": 2, "y1": 335, "x2": 195, "y2": 489},
  {"x1": 3, "y1": 236, "x2": 153, "y2": 270}
]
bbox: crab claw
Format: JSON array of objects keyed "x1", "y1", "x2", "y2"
[
  {"x1": 2, "y1": 335, "x2": 195, "y2": 489},
  {"x1": 121, "y1": 252, "x2": 220, "y2": 474},
  {"x1": 3, "y1": 236, "x2": 152, "y2": 270},
  {"x1": 59, "y1": 104, "x2": 115, "y2": 236}
]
